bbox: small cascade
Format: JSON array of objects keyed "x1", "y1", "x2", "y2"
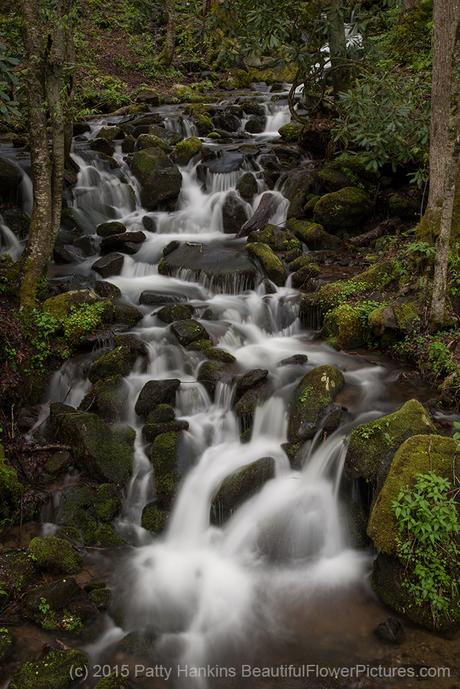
[
  {"x1": 262, "y1": 102, "x2": 291, "y2": 136},
  {"x1": 0, "y1": 214, "x2": 23, "y2": 260}
]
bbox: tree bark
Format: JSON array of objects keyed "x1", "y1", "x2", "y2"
[
  {"x1": 162, "y1": 0, "x2": 176, "y2": 65},
  {"x1": 429, "y1": 14, "x2": 460, "y2": 329},
  {"x1": 325, "y1": 0, "x2": 348, "y2": 96}
]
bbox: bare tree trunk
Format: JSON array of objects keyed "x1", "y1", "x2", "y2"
[
  {"x1": 325, "y1": 0, "x2": 348, "y2": 96},
  {"x1": 161, "y1": 0, "x2": 176, "y2": 65},
  {"x1": 20, "y1": 0, "x2": 75, "y2": 309},
  {"x1": 429, "y1": 16, "x2": 460, "y2": 329},
  {"x1": 420, "y1": 0, "x2": 459, "y2": 241}
]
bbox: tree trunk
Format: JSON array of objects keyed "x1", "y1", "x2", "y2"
[
  {"x1": 20, "y1": 0, "x2": 75, "y2": 309},
  {"x1": 325, "y1": 0, "x2": 348, "y2": 96},
  {"x1": 420, "y1": 0, "x2": 459, "y2": 241},
  {"x1": 162, "y1": 0, "x2": 176, "y2": 65},
  {"x1": 429, "y1": 15, "x2": 460, "y2": 329}
]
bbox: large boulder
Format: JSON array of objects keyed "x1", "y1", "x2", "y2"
[
  {"x1": 211, "y1": 457, "x2": 275, "y2": 523},
  {"x1": 43, "y1": 289, "x2": 100, "y2": 321},
  {"x1": 222, "y1": 191, "x2": 250, "y2": 234},
  {"x1": 49, "y1": 404, "x2": 134, "y2": 483},
  {"x1": 368, "y1": 435, "x2": 459, "y2": 555},
  {"x1": 141, "y1": 502, "x2": 169, "y2": 533},
  {"x1": 344, "y1": 399, "x2": 436, "y2": 485},
  {"x1": 135, "y1": 379, "x2": 181, "y2": 418},
  {"x1": 313, "y1": 187, "x2": 373, "y2": 232},
  {"x1": 96, "y1": 221, "x2": 127, "y2": 237},
  {"x1": 156, "y1": 303, "x2": 194, "y2": 323},
  {"x1": 246, "y1": 242, "x2": 287, "y2": 286},
  {"x1": 286, "y1": 219, "x2": 341, "y2": 250},
  {"x1": 322, "y1": 303, "x2": 368, "y2": 350},
  {"x1": 131, "y1": 147, "x2": 182, "y2": 209},
  {"x1": 100, "y1": 231, "x2": 145, "y2": 255},
  {"x1": 88, "y1": 344, "x2": 141, "y2": 383},
  {"x1": 27, "y1": 536, "x2": 82, "y2": 575},
  {"x1": 287, "y1": 365, "x2": 345, "y2": 442},
  {"x1": 81, "y1": 375, "x2": 130, "y2": 422},
  {"x1": 174, "y1": 137, "x2": 202, "y2": 165},
  {"x1": 237, "y1": 172, "x2": 258, "y2": 201}
]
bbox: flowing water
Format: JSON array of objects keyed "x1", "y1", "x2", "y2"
[{"x1": 1, "y1": 89, "x2": 451, "y2": 687}]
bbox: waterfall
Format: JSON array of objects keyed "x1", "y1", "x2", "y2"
[{"x1": 0, "y1": 214, "x2": 23, "y2": 260}]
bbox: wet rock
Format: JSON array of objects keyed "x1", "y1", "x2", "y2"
[
  {"x1": 156, "y1": 303, "x2": 195, "y2": 323},
  {"x1": 237, "y1": 172, "x2": 258, "y2": 201},
  {"x1": 245, "y1": 115, "x2": 266, "y2": 133},
  {"x1": 81, "y1": 375, "x2": 130, "y2": 422},
  {"x1": 94, "y1": 483, "x2": 122, "y2": 521},
  {"x1": 174, "y1": 137, "x2": 202, "y2": 165},
  {"x1": 43, "y1": 288, "x2": 99, "y2": 320},
  {"x1": 0, "y1": 158, "x2": 23, "y2": 195},
  {"x1": 159, "y1": 242, "x2": 257, "y2": 291},
  {"x1": 88, "y1": 585, "x2": 112, "y2": 611},
  {"x1": 9, "y1": 648, "x2": 89, "y2": 689},
  {"x1": 142, "y1": 215, "x2": 157, "y2": 232},
  {"x1": 235, "y1": 369, "x2": 269, "y2": 399},
  {"x1": 95, "y1": 280, "x2": 121, "y2": 299},
  {"x1": 291, "y1": 263, "x2": 320, "y2": 289},
  {"x1": 92, "y1": 253, "x2": 124, "y2": 278},
  {"x1": 287, "y1": 365, "x2": 345, "y2": 442},
  {"x1": 368, "y1": 434, "x2": 458, "y2": 555},
  {"x1": 242, "y1": 100, "x2": 266, "y2": 116},
  {"x1": 282, "y1": 166, "x2": 316, "y2": 218},
  {"x1": 286, "y1": 218, "x2": 341, "y2": 250},
  {"x1": 143, "y1": 418, "x2": 189, "y2": 442},
  {"x1": 222, "y1": 191, "x2": 250, "y2": 234},
  {"x1": 122, "y1": 135, "x2": 136, "y2": 153},
  {"x1": 22, "y1": 577, "x2": 98, "y2": 632},
  {"x1": 368, "y1": 299, "x2": 421, "y2": 340},
  {"x1": 74, "y1": 234, "x2": 98, "y2": 256},
  {"x1": 141, "y1": 502, "x2": 169, "y2": 533},
  {"x1": 313, "y1": 187, "x2": 373, "y2": 233},
  {"x1": 100, "y1": 230, "x2": 145, "y2": 255},
  {"x1": 53, "y1": 240, "x2": 85, "y2": 264},
  {"x1": 344, "y1": 399, "x2": 436, "y2": 485},
  {"x1": 96, "y1": 220, "x2": 127, "y2": 237},
  {"x1": 322, "y1": 303, "x2": 368, "y2": 350},
  {"x1": 171, "y1": 318, "x2": 211, "y2": 347},
  {"x1": 278, "y1": 354, "x2": 309, "y2": 367},
  {"x1": 88, "y1": 344, "x2": 140, "y2": 382},
  {"x1": 279, "y1": 122, "x2": 303, "y2": 142},
  {"x1": 135, "y1": 379, "x2": 181, "y2": 418},
  {"x1": 212, "y1": 110, "x2": 241, "y2": 132},
  {"x1": 44, "y1": 450, "x2": 72, "y2": 477},
  {"x1": 197, "y1": 360, "x2": 229, "y2": 396},
  {"x1": 248, "y1": 224, "x2": 301, "y2": 255},
  {"x1": 238, "y1": 193, "x2": 280, "y2": 236},
  {"x1": 387, "y1": 190, "x2": 421, "y2": 220},
  {"x1": 136, "y1": 133, "x2": 171, "y2": 152},
  {"x1": 110, "y1": 302, "x2": 144, "y2": 327},
  {"x1": 99, "y1": 125, "x2": 123, "y2": 141},
  {"x1": 245, "y1": 242, "x2": 287, "y2": 286},
  {"x1": 1, "y1": 207, "x2": 30, "y2": 239},
  {"x1": 149, "y1": 432, "x2": 181, "y2": 507},
  {"x1": 131, "y1": 147, "x2": 182, "y2": 209},
  {"x1": 0, "y1": 550, "x2": 36, "y2": 607},
  {"x1": 27, "y1": 536, "x2": 82, "y2": 575},
  {"x1": 139, "y1": 290, "x2": 184, "y2": 306},
  {"x1": 73, "y1": 122, "x2": 91, "y2": 136},
  {"x1": 211, "y1": 457, "x2": 275, "y2": 523},
  {"x1": 374, "y1": 617, "x2": 405, "y2": 645},
  {"x1": 234, "y1": 383, "x2": 271, "y2": 429},
  {"x1": 90, "y1": 137, "x2": 114, "y2": 155},
  {"x1": 49, "y1": 403, "x2": 134, "y2": 483}
]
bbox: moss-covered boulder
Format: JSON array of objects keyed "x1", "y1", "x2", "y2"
[
  {"x1": 368, "y1": 435, "x2": 459, "y2": 555},
  {"x1": 88, "y1": 345, "x2": 140, "y2": 383},
  {"x1": 9, "y1": 648, "x2": 89, "y2": 689},
  {"x1": 291, "y1": 263, "x2": 320, "y2": 289},
  {"x1": 344, "y1": 400, "x2": 436, "y2": 485},
  {"x1": 43, "y1": 289, "x2": 99, "y2": 321},
  {"x1": 81, "y1": 375, "x2": 129, "y2": 422},
  {"x1": 237, "y1": 172, "x2": 258, "y2": 201},
  {"x1": 136, "y1": 133, "x2": 171, "y2": 152},
  {"x1": 246, "y1": 242, "x2": 287, "y2": 286},
  {"x1": 171, "y1": 318, "x2": 211, "y2": 347},
  {"x1": 0, "y1": 444, "x2": 22, "y2": 532},
  {"x1": 157, "y1": 303, "x2": 194, "y2": 323},
  {"x1": 174, "y1": 137, "x2": 202, "y2": 165},
  {"x1": 49, "y1": 404, "x2": 134, "y2": 483},
  {"x1": 22, "y1": 577, "x2": 98, "y2": 632},
  {"x1": 322, "y1": 303, "x2": 367, "y2": 350},
  {"x1": 287, "y1": 365, "x2": 345, "y2": 442},
  {"x1": 278, "y1": 122, "x2": 303, "y2": 142},
  {"x1": 368, "y1": 300, "x2": 421, "y2": 340},
  {"x1": 313, "y1": 187, "x2": 373, "y2": 233},
  {"x1": 28, "y1": 536, "x2": 82, "y2": 575},
  {"x1": 247, "y1": 224, "x2": 301, "y2": 255},
  {"x1": 211, "y1": 457, "x2": 275, "y2": 523},
  {"x1": 197, "y1": 360, "x2": 229, "y2": 396},
  {"x1": 286, "y1": 219, "x2": 341, "y2": 250},
  {"x1": 141, "y1": 502, "x2": 169, "y2": 533},
  {"x1": 96, "y1": 221, "x2": 127, "y2": 237},
  {"x1": 94, "y1": 483, "x2": 121, "y2": 521},
  {"x1": 131, "y1": 147, "x2": 182, "y2": 209},
  {"x1": 0, "y1": 626, "x2": 13, "y2": 662},
  {"x1": 0, "y1": 550, "x2": 36, "y2": 607},
  {"x1": 149, "y1": 432, "x2": 181, "y2": 507},
  {"x1": 135, "y1": 378, "x2": 181, "y2": 417}
]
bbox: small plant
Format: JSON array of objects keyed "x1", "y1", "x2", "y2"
[
  {"x1": 21, "y1": 309, "x2": 60, "y2": 372},
  {"x1": 392, "y1": 472, "x2": 459, "y2": 626},
  {"x1": 62, "y1": 302, "x2": 106, "y2": 345},
  {"x1": 454, "y1": 421, "x2": 460, "y2": 452}
]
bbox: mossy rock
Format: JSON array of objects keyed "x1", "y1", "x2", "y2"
[
  {"x1": 9, "y1": 648, "x2": 89, "y2": 689},
  {"x1": 110, "y1": 303, "x2": 144, "y2": 327},
  {"x1": 149, "y1": 432, "x2": 181, "y2": 507},
  {"x1": 92, "y1": 523, "x2": 126, "y2": 547},
  {"x1": 88, "y1": 345, "x2": 139, "y2": 383},
  {"x1": 94, "y1": 676, "x2": 129, "y2": 689},
  {"x1": 136, "y1": 133, "x2": 171, "y2": 152},
  {"x1": 291, "y1": 263, "x2": 321, "y2": 289},
  {"x1": 344, "y1": 400, "x2": 436, "y2": 484},
  {"x1": 171, "y1": 319, "x2": 211, "y2": 347},
  {"x1": 96, "y1": 221, "x2": 127, "y2": 237},
  {"x1": 81, "y1": 375, "x2": 129, "y2": 422},
  {"x1": 0, "y1": 550, "x2": 36, "y2": 604},
  {"x1": 147, "y1": 403, "x2": 175, "y2": 423},
  {"x1": 236, "y1": 172, "x2": 258, "y2": 201},
  {"x1": 368, "y1": 300, "x2": 420, "y2": 339},
  {"x1": 278, "y1": 122, "x2": 303, "y2": 142},
  {"x1": 28, "y1": 536, "x2": 82, "y2": 575},
  {"x1": 368, "y1": 435, "x2": 459, "y2": 555},
  {"x1": 143, "y1": 418, "x2": 188, "y2": 442},
  {"x1": 49, "y1": 404, "x2": 134, "y2": 484},
  {"x1": 174, "y1": 137, "x2": 202, "y2": 165},
  {"x1": 247, "y1": 224, "x2": 301, "y2": 254},
  {"x1": 157, "y1": 303, "x2": 194, "y2": 323},
  {"x1": 0, "y1": 626, "x2": 13, "y2": 662},
  {"x1": 0, "y1": 445, "x2": 22, "y2": 532},
  {"x1": 131, "y1": 147, "x2": 182, "y2": 210},
  {"x1": 197, "y1": 360, "x2": 229, "y2": 396},
  {"x1": 246, "y1": 242, "x2": 287, "y2": 286},
  {"x1": 135, "y1": 379, "x2": 181, "y2": 418},
  {"x1": 316, "y1": 167, "x2": 354, "y2": 193},
  {"x1": 313, "y1": 187, "x2": 373, "y2": 232},
  {"x1": 141, "y1": 502, "x2": 169, "y2": 533},
  {"x1": 211, "y1": 457, "x2": 275, "y2": 523},
  {"x1": 94, "y1": 483, "x2": 121, "y2": 521},
  {"x1": 286, "y1": 218, "x2": 340, "y2": 250},
  {"x1": 322, "y1": 303, "x2": 367, "y2": 350},
  {"x1": 99, "y1": 126, "x2": 122, "y2": 141},
  {"x1": 287, "y1": 365, "x2": 345, "y2": 442},
  {"x1": 43, "y1": 289, "x2": 99, "y2": 321},
  {"x1": 318, "y1": 263, "x2": 392, "y2": 312},
  {"x1": 21, "y1": 577, "x2": 97, "y2": 632},
  {"x1": 206, "y1": 347, "x2": 236, "y2": 364},
  {"x1": 88, "y1": 585, "x2": 111, "y2": 611},
  {"x1": 387, "y1": 191, "x2": 420, "y2": 220}
]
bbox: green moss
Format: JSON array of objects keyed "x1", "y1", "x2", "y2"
[
  {"x1": 313, "y1": 186, "x2": 373, "y2": 232},
  {"x1": 246, "y1": 242, "x2": 287, "y2": 286},
  {"x1": 322, "y1": 303, "x2": 367, "y2": 350},
  {"x1": 197, "y1": 360, "x2": 228, "y2": 396},
  {"x1": 94, "y1": 676, "x2": 129, "y2": 689},
  {"x1": 286, "y1": 219, "x2": 340, "y2": 250},
  {"x1": 150, "y1": 432, "x2": 180, "y2": 506},
  {"x1": 141, "y1": 503, "x2": 169, "y2": 533},
  {"x1": 9, "y1": 648, "x2": 88, "y2": 689},
  {"x1": 88, "y1": 345, "x2": 138, "y2": 383},
  {"x1": 43, "y1": 289, "x2": 100, "y2": 321},
  {"x1": 318, "y1": 264, "x2": 392, "y2": 313},
  {"x1": 211, "y1": 457, "x2": 275, "y2": 523},
  {"x1": 287, "y1": 365, "x2": 345, "y2": 442},
  {"x1": 171, "y1": 319, "x2": 211, "y2": 346},
  {"x1": 82, "y1": 375, "x2": 128, "y2": 422},
  {"x1": 368, "y1": 435, "x2": 458, "y2": 555},
  {"x1": 88, "y1": 586, "x2": 111, "y2": 610},
  {"x1": 0, "y1": 445, "x2": 22, "y2": 532},
  {"x1": 28, "y1": 536, "x2": 82, "y2": 575},
  {"x1": 174, "y1": 137, "x2": 202, "y2": 165},
  {"x1": 157, "y1": 303, "x2": 194, "y2": 323},
  {"x1": 92, "y1": 523, "x2": 126, "y2": 547},
  {"x1": 94, "y1": 483, "x2": 121, "y2": 521},
  {"x1": 136, "y1": 133, "x2": 171, "y2": 152},
  {"x1": 345, "y1": 399, "x2": 436, "y2": 483},
  {"x1": 278, "y1": 122, "x2": 303, "y2": 142},
  {"x1": 206, "y1": 348, "x2": 236, "y2": 364}
]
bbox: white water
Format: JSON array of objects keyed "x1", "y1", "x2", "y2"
[{"x1": 0, "y1": 214, "x2": 23, "y2": 260}]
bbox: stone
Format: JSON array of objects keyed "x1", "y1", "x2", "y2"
[
  {"x1": 88, "y1": 345, "x2": 140, "y2": 382},
  {"x1": 211, "y1": 457, "x2": 275, "y2": 523},
  {"x1": 81, "y1": 375, "x2": 129, "y2": 422},
  {"x1": 174, "y1": 137, "x2": 202, "y2": 165},
  {"x1": 156, "y1": 303, "x2": 194, "y2": 323},
  {"x1": 100, "y1": 231, "x2": 145, "y2": 255},
  {"x1": 236, "y1": 172, "x2": 258, "y2": 201},
  {"x1": 149, "y1": 432, "x2": 181, "y2": 507},
  {"x1": 141, "y1": 502, "x2": 169, "y2": 533},
  {"x1": 222, "y1": 191, "x2": 250, "y2": 234},
  {"x1": 43, "y1": 289, "x2": 99, "y2": 321},
  {"x1": 245, "y1": 115, "x2": 266, "y2": 133},
  {"x1": 212, "y1": 110, "x2": 241, "y2": 132},
  {"x1": 94, "y1": 281, "x2": 121, "y2": 299},
  {"x1": 21, "y1": 577, "x2": 98, "y2": 632},
  {"x1": 135, "y1": 379, "x2": 181, "y2": 418},
  {"x1": 246, "y1": 242, "x2": 287, "y2": 286},
  {"x1": 135, "y1": 133, "x2": 171, "y2": 152},
  {"x1": 27, "y1": 536, "x2": 82, "y2": 575},
  {"x1": 0, "y1": 446, "x2": 22, "y2": 533},
  {"x1": 92, "y1": 253, "x2": 124, "y2": 278},
  {"x1": 235, "y1": 369, "x2": 269, "y2": 400},
  {"x1": 286, "y1": 219, "x2": 341, "y2": 250},
  {"x1": 9, "y1": 648, "x2": 89, "y2": 689},
  {"x1": 96, "y1": 221, "x2": 127, "y2": 237},
  {"x1": 247, "y1": 224, "x2": 301, "y2": 254},
  {"x1": 322, "y1": 303, "x2": 367, "y2": 350},
  {"x1": 313, "y1": 187, "x2": 373, "y2": 233},
  {"x1": 238, "y1": 193, "x2": 280, "y2": 236},
  {"x1": 287, "y1": 365, "x2": 345, "y2": 442},
  {"x1": 139, "y1": 290, "x2": 184, "y2": 306},
  {"x1": 197, "y1": 360, "x2": 229, "y2": 396},
  {"x1": 131, "y1": 147, "x2": 182, "y2": 209},
  {"x1": 171, "y1": 319, "x2": 211, "y2": 347},
  {"x1": 90, "y1": 138, "x2": 114, "y2": 155},
  {"x1": 374, "y1": 617, "x2": 405, "y2": 645}
]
